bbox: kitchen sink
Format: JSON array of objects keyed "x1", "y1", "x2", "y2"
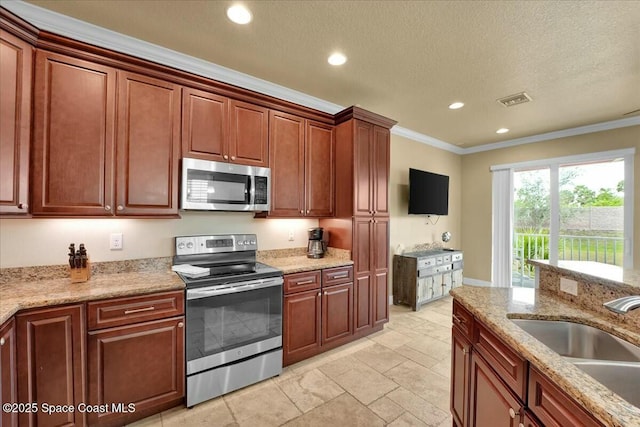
[
  {"x1": 511, "y1": 319, "x2": 640, "y2": 362},
  {"x1": 572, "y1": 360, "x2": 640, "y2": 408}
]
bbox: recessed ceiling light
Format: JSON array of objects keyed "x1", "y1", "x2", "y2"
[
  {"x1": 496, "y1": 128, "x2": 510, "y2": 134},
  {"x1": 448, "y1": 102, "x2": 464, "y2": 110},
  {"x1": 328, "y1": 52, "x2": 347, "y2": 66},
  {"x1": 227, "y1": 4, "x2": 252, "y2": 24}
]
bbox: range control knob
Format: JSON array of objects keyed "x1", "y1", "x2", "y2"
[
  {"x1": 186, "y1": 242, "x2": 194, "y2": 249},
  {"x1": 250, "y1": 240, "x2": 256, "y2": 245},
  {"x1": 177, "y1": 242, "x2": 186, "y2": 250},
  {"x1": 238, "y1": 241, "x2": 244, "y2": 246}
]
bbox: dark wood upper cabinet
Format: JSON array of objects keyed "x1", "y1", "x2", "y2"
[
  {"x1": 229, "y1": 99, "x2": 269, "y2": 167},
  {"x1": 1, "y1": 318, "x2": 18, "y2": 427},
  {"x1": 181, "y1": 87, "x2": 229, "y2": 162},
  {"x1": 116, "y1": 71, "x2": 181, "y2": 216},
  {"x1": 16, "y1": 305, "x2": 86, "y2": 427},
  {"x1": 32, "y1": 50, "x2": 117, "y2": 216},
  {"x1": 0, "y1": 29, "x2": 32, "y2": 216},
  {"x1": 268, "y1": 111, "x2": 335, "y2": 218}
]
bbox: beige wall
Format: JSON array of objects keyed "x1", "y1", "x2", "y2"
[
  {"x1": 461, "y1": 125, "x2": 640, "y2": 283},
  {"x1": 390, "y1": 134, "x2": 462, "y2": 257}
]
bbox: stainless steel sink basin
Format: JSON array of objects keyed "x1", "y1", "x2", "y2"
[
  {"x1": 572, "y1": 360, "x2": 640, "y2": 408},
  {"x1": 511, "y1": 319, "x2": 640, "y2": 362}
]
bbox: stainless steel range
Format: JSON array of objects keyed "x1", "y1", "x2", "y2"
[{"x1": 172, "y1": 234, "x2": 283, "y2": 407}]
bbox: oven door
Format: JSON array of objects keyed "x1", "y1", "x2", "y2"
[{"x1": 185, "y1": 276, "x2": 283, "y2": 375}]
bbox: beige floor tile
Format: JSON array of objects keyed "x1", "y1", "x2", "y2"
[
  {"x1": 386, "y1": 387, "x2": 449, "y2": 426},
  {"x1": 385, "y1": 361, "x2": 451, "y2": 412},
  {"x1": 278, "y1": 368, "x2": 345, "y2": 413},
  {"x1": 387, "y1": 411, "x2": 428, "y2": 427},
  {"x1": 284, "y1": 393, "x2": 385, "y2": 427},
  {"x1": 353, "y1": 343, "x2": 409, "y2": 373},
  {"x1": 224, "y1": 382, "x2": 301, "y2": 426},
  {"x1": 161, "y1": 398, "x2": 236, "y2": 427},
  {"x1": 317, "y1": 355, "x2": 361, "y2": 378},
  {"x1": 369, "y1": 329, "x2": 414, "y2": 349},
  {"x1": 368, "y1": 396, "x2": 405, "y2": 423},
  {"x1": 126, "y1": 413, "x2": 162, "y2": 426},
  {"x1": 405, "y1": 335, "x2": 451, "y2": 359},
  {"x1": 394, "y1": 344, "x2": 441, "y2": 369},
  {"x1": 321, "y1": 358, "x2": 399, "y2": 405},
  {"x1": 411, "y1": 309, "x2": 453, "y2": 327}
]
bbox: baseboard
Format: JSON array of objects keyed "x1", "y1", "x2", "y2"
[{"x1": 463, "y1": 277, "x2": 492, "y2": 287}]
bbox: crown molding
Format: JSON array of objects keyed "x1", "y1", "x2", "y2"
[{"x1": 4, "y1": 1, "x2": 637, "y2": 157}]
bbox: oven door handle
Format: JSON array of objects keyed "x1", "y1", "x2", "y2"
[{"x1": 186, "y1": 276, "x2": 283, "y2": 300}]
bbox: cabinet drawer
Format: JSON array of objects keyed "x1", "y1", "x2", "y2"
[
  {"x1": 528, "y1": 367, "x2": 603, "y2": 427},
  {"x1": 452, "y1": 299, "x2": 474, "y2": 339},
  {"x1": 322, "y1": 265, "x2": 353, "y2": 287},
  {"x1": 284, "y1": 270, "x2": 321, "y2": 294},
  {"x1": 417, "y1": 257, "x2": 436, "y2": 269},
  {"x1": 87, "y1": 290, "x2": 185, "y2": 330},
  {"x1": 474, "y1": 320, "x2": 527, "y2": 400},
  {"x1": 452, "y1": 253, "x2": 463, "y2": 262}
]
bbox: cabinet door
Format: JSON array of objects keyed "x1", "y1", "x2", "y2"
[
  {"x1": 1, "y1": 318, "x2": 17, "y2": 427},
  {"x1": 269, "y1": 110, "x2": 304, "y2": 217},
  {"x1": 182, "y1": 87, "x2": 228, "y2": 162},
  {"x1": 353, "y1": 217, "x2": 373, "y2": 332},
  {"x1": 32, "y1": 50, "x2": 116, "y2": 216},
  {"x1": 372, "y1": 217, "x2": 389, "y2": 325},
  {"x1": 322, "y1": 283, "x2": 353, "y2": 345},
  {"x1": 353, "y1": 121, "x2": 373, "y2": 216},
  {"x1": 305, "y1": 121, "x2": 335, "y2": 217},
  {"x1": 0, "y1": 30, "x2": 32, "y2": 215},
  {"x1": 229, "y1": 100, "x2": 269, "y2": 167},
  {"x1": 451, "y1": 326, "x2": 471, "y2": 427},
  {"x1": 17, "y1": 305, "x2": 86, "y2": 427},
  {"x1": 372, "y1": 125, "x2": 390, "y2": 216},
  {"x1": 87, "y1": 317, "x2": 185, "y2": 426},
  {"x1": 116, "y1": 71, "x2": 180, "y2": 216},
  {"x1": 283, "y1": 289, "x2": 321, "y2": 366},
  {"x1": 469, "y1": 352, "x2": 522, "y2": 427}
]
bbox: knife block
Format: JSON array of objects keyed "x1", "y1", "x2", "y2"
[{"x1": 70, "y1": 260, "x2": 91, "y2": 283}]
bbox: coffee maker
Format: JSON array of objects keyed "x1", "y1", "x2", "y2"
[{"x1": 307, "y1": 227, "x2": 327, "y2": 259}]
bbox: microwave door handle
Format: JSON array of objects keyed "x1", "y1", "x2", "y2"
[{"x1": 247, "y1": 175, "x2": 255, "y2": 205}]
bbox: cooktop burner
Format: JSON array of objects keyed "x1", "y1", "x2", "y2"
[{"x1": 176, "y1": 262, "x2": 282, "y2": 289}]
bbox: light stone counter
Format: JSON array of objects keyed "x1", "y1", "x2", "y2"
[
  {"x1": 258, "y1": 247, "x2": 353, "y2": 274},
  {"x1": 529, "y1": 259, "x2": 640, "y2": 292},
  {"x1": 451, "y1": 285, "x2": 640, "y2": 427}
]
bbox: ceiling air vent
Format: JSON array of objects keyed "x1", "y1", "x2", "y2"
[{"x1": 497, "y1": 92, "x2": 532, "y2": 107}]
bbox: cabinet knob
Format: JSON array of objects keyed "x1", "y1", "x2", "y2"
[
  {"x1": 18, "y1": 203, "x2": 28, "y2": 210},
  {"x1": 105, "y1": 205, "x2": 111, "y2": 211},
  {"x1": 306, "y1": 210, "x2": 310, "y2": 214},
  {"x1": 317, "y1": 292, "x2": 321, "y2": 297},
  {"x1": 0, "y1": 337, "x2": 4, "y2": 346},
  {"x1": 462, "y1": 347, "x2": 469, "y2": 355},
  {"x1": 178, "y1": 322, "x2": 184, "y2": 328},
  {"x1": 301, "y1": 210, "x2": 304, "y2": 214},
  {"x1": 117, "y1": 205, "x2": 124, "y2": 211},
  {"x1": 231, "y1": 156, "x2": 236, "y2": 161},
  {"x1": 509, "y1": 408, "x2": 519, "y2": 419},
  {"x1": 324, "y1": 291, "x2": 328, "y2": 295},
  {"x1": 223, "y1": 155, "x2": 229, "y2": 160}
]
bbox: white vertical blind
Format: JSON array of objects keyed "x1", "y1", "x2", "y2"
[{"x1": 491, "y1": 168, "x2": 513, "y2": 287}]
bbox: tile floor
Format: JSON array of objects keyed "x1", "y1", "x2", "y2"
[{"x1": 130, "y1": 296, "x2": 454, "y2": 427}]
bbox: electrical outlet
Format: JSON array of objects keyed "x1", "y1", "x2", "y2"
[
  {"x1": 288, "y1": 230, "x2": 295, "y2": 241},
  {"x1": 560, "y1": 277, "x2": 578, "y2": 296},
  {"x1": 110, "y1": 233, "x2": 123, "y2": 250}
]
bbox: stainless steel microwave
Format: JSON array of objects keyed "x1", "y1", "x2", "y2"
[{"x1": 180, "y1": 158, "x2": 270, "y2": 212}]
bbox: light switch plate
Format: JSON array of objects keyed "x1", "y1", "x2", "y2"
[
  {"x1": 560, "y1": 277, "x2": 578, "y2": 296},
  {"x1": 110, "y1": 233, "x2": 123, "y2": 250}
]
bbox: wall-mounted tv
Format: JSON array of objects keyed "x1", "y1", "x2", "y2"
[{"x1": 408, "y1": 168, "x2": 449, "y2": 215}]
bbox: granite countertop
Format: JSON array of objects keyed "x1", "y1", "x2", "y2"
[
  {"x1": 451, "y1": 285, "x2": 640, "y2": 427},
  {"x1": 259, "y1": 254, "x2": 353, "y2": 274},
  {"x1": 529, "y1": 259, "x2": 640, "y2": 291},
  {"x1": 0, "y1": 270, "x2": 184, "y2": 325}
]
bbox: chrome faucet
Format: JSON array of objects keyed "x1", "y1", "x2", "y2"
[{"x1": 603, "y1": 296, "x2": 640, "y2": 314}]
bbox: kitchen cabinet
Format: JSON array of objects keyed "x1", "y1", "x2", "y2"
[
  {"x1": 268, "y1": 110, "x2": 334, "y2": 217},
  {"x1": 283, "y1": 266, "x2": 353, "y2": 366},
  {"x1": 229, "y1": 99, "x2": 269, "y2": 167},
  {"x1": 0, "y1": 29, "x2": 32, "y2": 216},
  {"x1": 16, "y1": 304, "x2": 86, "y2": 427},
  {"x1": 353, "y1": 121, "x2": 390, "y2": 217},
  {"x1": 86, "y1": 291, "x2": 185, "y2": 426},
  {"x1": 32, "y1": 50, "x2": 180, "y2": 217},
  {"x1": 450, "y1": 302, "x2": 473, "y2": 427},
  {"x1": 1, "y1": 318, "x2": 18, "y2": 427}
]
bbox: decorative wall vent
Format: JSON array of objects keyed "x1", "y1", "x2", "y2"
[{"x1": 497, "y1": 92, "x2": 532, "y2": 107}]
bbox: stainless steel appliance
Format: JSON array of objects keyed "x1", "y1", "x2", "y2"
[
  {"x1": 173, "y1": 234, "x2": 283, "y2": 407},
  {"x1": 180, "y1": 158, "x2": 270, "y2": 211},
  {"x1": 307, "y1": 227, "x2": 327, "y2": 259}
]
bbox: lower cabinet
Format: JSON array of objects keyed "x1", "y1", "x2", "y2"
[
  {"x1": 450, "y1": 326, "x2": 471, "y2": 427},
  {"x1": 283, "y1": 266, "x2": 353, "y2": 366},
  {"x1": 16, "y1": 304, "x2": 87, "y2": 427},
  {"x1": 1, "y1": 318, "x2": 18, "y2": 427},
  {"x1": 87, "y1": 291, "x2": 185, "y2": 426}
]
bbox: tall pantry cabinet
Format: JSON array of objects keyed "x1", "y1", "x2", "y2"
[{"x1": 320, "y1": 107, "x2": 396, "y2": 336}]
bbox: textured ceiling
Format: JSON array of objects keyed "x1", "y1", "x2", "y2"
[{"x1": 24, "y1": 0, "x2": 640, "y2": 147}]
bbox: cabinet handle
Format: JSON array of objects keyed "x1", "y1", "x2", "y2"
[
  {"x1": 452, "y1": 314, "x2": 466, "y2": 325},
  {"x1": 223, "y1": 154, "x2": 229, "y2": 160},
  {"x1": 18, "y1": 203, "x2": 28, "y2": 209},
  {"x1": 231, "y1": 156, "x2": 236, "y2": 160},
  {"x1": 331, "y1": 273, "x2": 349, "y2": 279},
  {"x1": 509, "y1": 408, "x2": 519, "y2": 419},
  {"x1": 0, "y1": 337, "x2": 4, "y2": 346},
  {"x1": 117, "y1": 205, "x2": 124, "y2": 211},
  {"x1": 124, "y1": 306, "x2": 155, "y2": 315},
  {"x1": 462, "y1": 347, "x2": 469, "y2": 355},
  {"x1": 105, "y1": 205, "x2": 111, "y2": 211},
  {"x1": 296, "y1": 279, "x2": 316, "y2": 285},
  {"x1": 178, "y1": 322, "x2": 184, "y2": 328}
]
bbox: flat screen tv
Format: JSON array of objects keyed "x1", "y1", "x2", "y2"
[{"x1": 408, "y1": 168, "x2": 449, "y2": 215}]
